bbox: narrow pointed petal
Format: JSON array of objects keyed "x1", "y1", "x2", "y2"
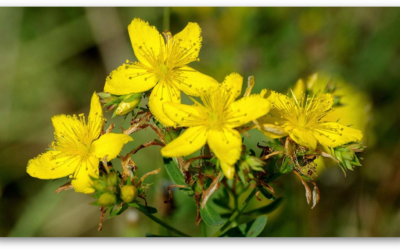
[
  {"x1": 27, "y1": 151, "x2": 79, "y2": 179},
  {"x1": 207, "y1": 128, "x2": 242, "y2": 169},
  {"x1": 149, "y1": 81, "x2": 181, "y2": 127},
  {"x1": 163, "y1": 102, "x2": 206, "y2": 127},
  {"x1": 71, "y1": 155, "x2": 99, "y2": 194},
  {"x1": 312, "y1": 122, "x2": 363, "y2": 148},
  {"x1": 171, "y1": 22, "x2": 202, "y2": 66},
  {"x1": 174, "y1": 66, "x2": 219, "y2": 96},
  {"x1": 293, "y1": 79, "x2": 306, "y2": 101},
  {"x1": 88, "y1": 93, "x2": 104, "y2": 141},
  {"x1": 161, "y1": 126, "x2": 208, "y2": 157},
  {"x1": 128, "y1": 18, "x2": 164, "y2": 68},
  {"x1": 91, "y1": 133, "x2": 133, "y2": 161},
  {"x1": 226, "y1": 95, "x2": 270, "y2": 127},
  {"x1": 104, "y1": 63, "x2": 158, "y2": 95}
]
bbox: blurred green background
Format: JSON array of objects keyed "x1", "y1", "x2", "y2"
[{"x1": 1, "y1": 7, "x2": 400, "y2": 237}]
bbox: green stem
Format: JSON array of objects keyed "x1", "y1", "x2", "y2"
[
  {"x1": 141, "y1": 212, "x2": 191, "y2": 237},
  {"x1": 163, "y1": 7, "x2": 170, "y2": 31},
  {"x1": 212, "y1": 187, "x2": 258, "y2": 237}
]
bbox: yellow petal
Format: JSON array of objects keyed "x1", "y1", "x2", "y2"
[
  {"x1": 88, "y1": 93, "x2": 104, "y2": 141},
  {"x1": 220, "y1": 161, "x2": 235, "y2": 180},
  {"x1": 226, "y1": 95, "x2": 270, "y2": 127},
  {"x1": 173, "y1": 66, "x2": 219, "y2": 96},
  {"x1": 221, "y1": 73, "x2": 243, "y2": 102},
  {"x1": 306, "y1": 73, "x2": 318, "y2": 89},
  {"x1": 255, "y1": 122, "x2": 288, "y2": 139},
  {"x1": 312, "y1": 122, "x2": 363, "y2": 148},
  {"x1": 71, "y1": 155, "x2": 99, "y2": 194},
  {"x1": 128, "y1": 18, "x2": 164, "y2": 68},
  {"x1": 163, "y1": 102, "x2": 206, "y2": 127},
  {"x1": 267, "y1": 90, "x2": 293, "y2": 112},
  {"x1": 91, "y1": 133, "x2": 133, "y2": 161},
  {"x1": 286, "y1": 126, "x2": 318, "y2": 150},
  {"x1": 149, "y1": 81, "x2": 181, "y2": 127},
  {"x1": 161, "y1": 126, "x2": 208, "y2": 157},
  {"x1": 104, "y1": 63, "x2": 158, "y2": 95},
  {"x1": 171, "y1": 22, "x2": 202, "y2": 66},
  {"x1": 308, "y1": 93, "x2": 333, "y2": 116},
  {"x1": 51, "y1": 114, "x2": 95, "y2": 148},
  {"x1": 51, "y1": 114, "x2": 81, "y2": 138},
  {"x1": 207, "y1": 128, "x2": 242, "y2": 168},
  {"x1": 27, "y1": 151, "x2": 78, "y2": 179},
  {"x1": 293, "y1": 79, "x2": 306, "y2": 101}
]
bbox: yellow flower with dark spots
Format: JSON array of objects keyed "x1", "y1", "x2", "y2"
[
  {"x1": 104, "y1": 18, "x2": 219, "y2": 126},
  {"x1": 256, "y1": 89, "x2": 363, "y2": 150},
  {"x1": 161, "y1": 73, "x2": 271, "y2": 179},
  {"x1": 27, "y1": 93, "x2": 133, "y2": 194}
]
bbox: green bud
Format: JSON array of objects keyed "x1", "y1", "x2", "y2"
[
  {"x1": 92, "y1": 179, "x2": 107, "y2": 192},
  {"x1": 244, "y1": 155, "x2": 265, "y2": 171},
  {"x1": 120, "y1": 185, "x2": 138, "y2": 203},
  {"x1": 97, "y1": 92, "x2": 112, "y2": 99},
  {"x1": 98, "y1": 192, "x2": 117, "y2": 207},
  {"x1": 331, "y1": 142, "x2": 365, "y2": 175},
  {"x1": 106, "y1": 172, "x2": 118, "y2": 187},
  {"x1": 115, "y1": 94, "x2": 141, "y2": 116},
  {"x1": 193, "y1": 181, "x2": 203, "y2": 194}
]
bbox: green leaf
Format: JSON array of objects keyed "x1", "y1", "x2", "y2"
[
  {"x1": 163, "y1": 157, "x2": 194, "y2": 196},
  {"x1": 222, "y1": 216, "x2": 267, "y2": 237},
  {"x1": 128, "y1": 202, "x2": 157, "y2": 214},
  {"x1": 243, "y1": 197, "x2": 283, "y2": 216},
  {"x1": 163, "y1": 157, "x2": 186, "y2": 186},
  {"x1": 200, "y1": 202, "x2": 223, "y2": 226},
  {"x1": 109, "y1": 203, "x2": 129, "y2": 218}
]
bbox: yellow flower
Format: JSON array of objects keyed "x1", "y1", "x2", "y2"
[
  {"x1": 27, "y1": 93, "x2": 133, "y2": 194},
  {"x1": 104, "y1": 18, "x2": 219, "y2": 127},
  {"x1": 161, "y1": 73, "x2": 271, "y2": 179},
  {"x1": 256, "y1": 89, "x2": 363, "y2": 151},
  {"x1": 292, "y1": 73, "x2": 371, "y2": 171}
]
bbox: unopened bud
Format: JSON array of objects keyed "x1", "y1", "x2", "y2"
[
  {"x1": 120, "y1": 185, "x2": 138, "y2": 203},
  {"x1": 98, "y1": 192, "x2": 117, "y2": 207},
  {"x1": 194, "y1": 181, "x2": 203, "y2": 194},
  {"x1": 106, "y1": 172, "x2": 118, "y2": 187},
  {"x1": 92, "y1": 179, "x2": 106, "y2": 192},
  {"x1": 116, "y1": 94, "x2": 141, "y2": 116},
  {"x1": 97, "y1": 92, "x2": 112, "y2": 99}
]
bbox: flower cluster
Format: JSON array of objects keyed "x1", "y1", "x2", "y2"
[{"x1": 26, "y1": 18, "x2": 366, "y2": 234}]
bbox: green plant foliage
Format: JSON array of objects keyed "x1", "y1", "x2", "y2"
[
  {"x1": 243, "y1": 198, "x2": 283, "y2": 216},
  {"x1": 222, "y1": 216, "x2": 268, "y2": 237},
  {"x1": 200, "y1": 203, "x2": 224, "y2": 226}
]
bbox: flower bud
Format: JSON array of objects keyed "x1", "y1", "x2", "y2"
[
  {"x1": 194, "y1": 180, "x2": 203, "y2": 194},
  {"x1": 115, "y1": 94, "x2": 141, "y2": 116},
  {"x1": 97, "y1": 92, "x2": 112, "y2": 99},
  {"x1": 106, "y1": 172, "x2": 118, "y2": 187},
  {"x1": 98, "y1": 192, "x2": 117, "y2": 207},
  {"x1": 120, "y1": 185, "x2": 138, "y2": 203},
  {"x1": 92, "y1": 179, "x2": 107, "y2": 192}
]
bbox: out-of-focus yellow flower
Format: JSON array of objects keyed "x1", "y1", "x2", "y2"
[
  {"x1": 293, "y1": 73, "x2": 372, "y2": 170},
  {"x1": 27, "y1": 93, "x2": 133, "y2": 194},
  {"x1": 161, "y1": 73, "x2": 270, "y2": 179},
  {"x1": 104, "y1": 18, "x2": 219, "y2": 127},
  {"x1": 256, "y1": 89, "x2": 363, "y2": 151}
]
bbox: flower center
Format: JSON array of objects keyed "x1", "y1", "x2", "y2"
[{"x1": 159, "y1": 63, "x2": 169, "y2": 76}]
